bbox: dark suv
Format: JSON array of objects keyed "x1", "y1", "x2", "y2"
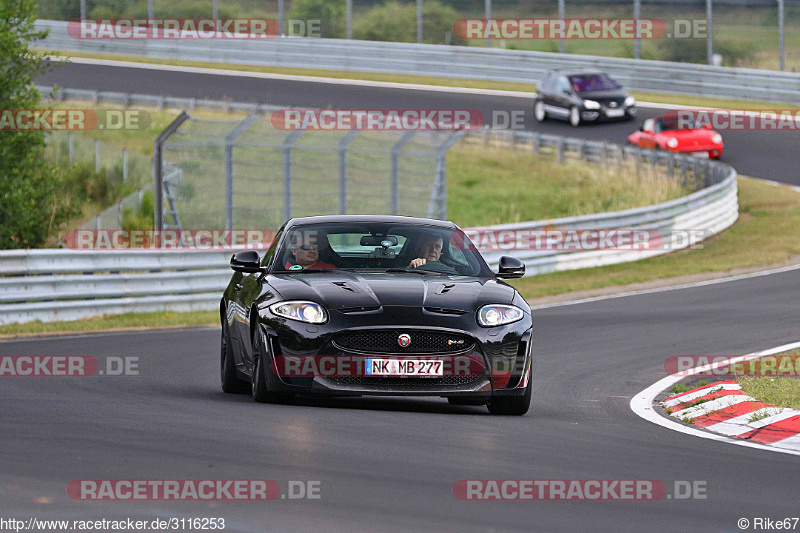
[{"x1": 534, "y1": 69, "x2": 637, "y2": 127}]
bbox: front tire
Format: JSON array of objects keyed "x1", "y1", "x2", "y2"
[
  {"x1": 569, "y1": 106, "x2": 581, "y2": 127},
  {"x1": 534, "y1": 100, "x2": 547, "y2": 122},
  {"x1": 251, "y1": 329, "x2": 293, "y2": 404},
  {"x1": 487, "y1": 366, "x2": 532, "y2": 416},
  {"x1": 221, "y1": 321, "x2": 248, "y2": 394}
]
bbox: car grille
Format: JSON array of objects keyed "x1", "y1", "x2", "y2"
[
  {"x1": 327, "y1": 375, "x2": 480, "y2": 387},
  {"x1": 333, "y1": 330, "x2": 475, "y2": 354}
]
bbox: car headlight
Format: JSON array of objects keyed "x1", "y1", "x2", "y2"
[
  {"x1": 666, "y1": 138, "x2": 679, "y2": 149},
  {"x1": 583, "y1": 99, "x2": 601, "y2": 110},
  {"x1": 624, "y1": 96, "x2": 636, "y2": 107},
  {"x1": 711, "y1": 133, "x2": 723, "y2": 144},
  {"x1": 477, "y1": 304, "x2": 524, "y2": 327},
  {"x1": 269, "y1": 301, "x2": 328, "y2": 324}
]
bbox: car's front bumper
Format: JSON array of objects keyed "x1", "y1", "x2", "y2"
[{"x1": 257, "y1": 315, "x2": 532, "y2": 398}]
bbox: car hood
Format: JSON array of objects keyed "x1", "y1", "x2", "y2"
[
  {"x1": 265, "y1": 271, "x2": 516, "y2": 311},
  {"x1": 657, "y1": 129, "x2": 720, "y2": 143},
  {"x1": 577, "y1": 89, "x2": 628, "y2": 104}
]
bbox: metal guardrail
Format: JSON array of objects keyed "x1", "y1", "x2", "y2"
[
  {"x1": 36, "y1": 19, "x2": 800, "y2": 103},
  {"x1": 467, "y1": 129, "x2": 738, "y2": 276},
  {"x1": 0, "y1": 129, "x2": 737, "y2": 325}
]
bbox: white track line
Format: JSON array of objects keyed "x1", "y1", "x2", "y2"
[
  {"x1": 531, "y1": 263, "x2": 800, "y2": 310},
  {"x1": 630, "y1": 340, "x2": 800, "y2": 457}
]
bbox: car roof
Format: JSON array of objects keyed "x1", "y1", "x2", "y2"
[
  {"x1": 285, "y1": 215, "x2": 458, "y2": 230},
  {"x1": 545, "y1": 68, "x2": 608, "y2": 77}
]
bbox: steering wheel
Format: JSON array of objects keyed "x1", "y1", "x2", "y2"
[{"x1": 414, "y1": 260, "x2": 458, "y2": 275}]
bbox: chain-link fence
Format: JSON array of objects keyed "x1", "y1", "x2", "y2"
[
  {"x1": 46, "y1": 131, "x2": 153, "y2": 230},
  {"x1": 156, "y1": 113, "x2": 462, "y2": 231}
]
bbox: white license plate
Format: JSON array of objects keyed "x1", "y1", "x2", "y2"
[
  {"x1": 605, "y1": 108, "x2": 625, "y2": 118},
  {"x1": 689, "y1": 151, "x2": 710, "y2": 158},
  {"x1": 365, "y1": 358, "x2": 443, "y2": 376}
]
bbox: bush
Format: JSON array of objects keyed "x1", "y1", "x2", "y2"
[
  {"x1": 353, "y1": 0, "x2": 464, "y2": 45},
  {"x1": 122, "y1": 191, "x2": 155, "y2": 231},
  {"x1": 656, "y1": 37, "x2": 755, "y2": 66},
  {"x1": 289, "y1": 0, "x2": 345, "y2": 38}
]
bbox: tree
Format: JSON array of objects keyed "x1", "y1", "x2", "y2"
[
  {"x1": 0, "y1": 0, "x2": 75, "y2": 248},
  {"x1": 289, "y1": 0, "x2": 345, "y2": 38},
  {"x1": 353, "y1": 0, "x2": 464, "y2": 45}
]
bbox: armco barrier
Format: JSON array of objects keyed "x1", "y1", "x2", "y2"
[
  {"x1": 0, "y1": 129, "x2": 737, "y2": 325},
  {"x1": 36, "y1": 19, "x2": 800, "y2": 103}
]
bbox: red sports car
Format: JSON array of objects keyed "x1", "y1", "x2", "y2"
[{"x1": 627, "y1": 114, "x2": 723, "y2": 159}]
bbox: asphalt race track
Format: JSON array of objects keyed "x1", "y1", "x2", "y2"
[
  {"x1": 2, "y1": 60, "x2": 796, "y2": 531},
  {"x1": 37, "y1": 61, "x2": 800, "y2": 185}
]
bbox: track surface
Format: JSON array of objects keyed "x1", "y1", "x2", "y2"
[
  {"x1": 37, "y1": 61, "x2": 800, "y2": 185},
  {"x1": 2, "y1": 269, "x2": 799, "y2": 531},
  {"x1": 4, "y1": 61, "x2": 795, "y2": 531}
]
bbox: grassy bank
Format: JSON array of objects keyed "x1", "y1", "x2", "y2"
[{"x1": 508, "y1": 177, "x2": 800, "y2": 299}]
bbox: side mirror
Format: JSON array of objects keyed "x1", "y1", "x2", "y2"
[
  {"x1": 496, "y1": 256, "x2": 525, "y2": 279},
  {"x1": 230, "y1": 250, "x2": 262, "y2": 273}
]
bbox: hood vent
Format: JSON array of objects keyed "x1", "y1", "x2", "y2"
[
  {"x1": 338, "y1": 306, "x2": 381, "y2": 314},
  {"x1": 332, "y1": 281, "x2": 361, "y2": 293},
  {"x1": 424, "y1": 306, "x2": 467, "y2": 316},
  {"x1": 436, "y1": 283, "x2": 456, "y2": 294}
]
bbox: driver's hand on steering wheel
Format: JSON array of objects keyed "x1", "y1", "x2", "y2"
[{"x1": 409, "y1": 258, "x2": 426, "y2": 268}]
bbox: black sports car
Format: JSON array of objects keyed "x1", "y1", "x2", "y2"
[
  {"x1": 534, "y1": 69, "x2": 637, "y2": 127},
  {"x1": 220, "y1": 215, "x2": 533, "y2": 415}
]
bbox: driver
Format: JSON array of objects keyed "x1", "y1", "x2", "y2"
[
  {"x1": 285, "y1": 232, "x2": 336, "y2": 270},
  {"x1": 409, "y1": 234, "x2": 443, "y2": 269}
]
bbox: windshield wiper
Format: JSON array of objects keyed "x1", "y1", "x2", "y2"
[{"x1": 384, "y1": 268, "x2": 445, "y2": 275}]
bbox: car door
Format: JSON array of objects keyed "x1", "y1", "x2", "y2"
[
  {"x1": 637, "y1": 118, "x2": 658, "y2": 149},
  {"x1": 551, "y1": 76, "x2": 574, "y2": 118}
]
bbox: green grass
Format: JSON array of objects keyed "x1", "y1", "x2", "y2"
[
  {"x1": 447, "y1": 143, "x2": 686, "y2": 226},
  {"x1": 509, "y1": 177, "x2": 800, "y2": 300},
  {"x1": 40, "y1": 51, "x2": 800, "y2": 112},
  {"x1": 0, "y1": 311, "x2": 217, "y2": 338},
  {"x1": 671, "y1": 384, "x2": 691, "y2": 395},
  {"x1": 739, "y1": 349, "x2": 800, "y2": 410}
]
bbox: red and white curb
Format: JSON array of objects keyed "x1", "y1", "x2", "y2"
[
  {"x1": 663, "y1": 381, "x2": 800, "y2": 452},
  {"x1": 631, "y1": 340, "x2": 800, "y2": 456}
]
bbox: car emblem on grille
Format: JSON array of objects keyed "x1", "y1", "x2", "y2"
[
  {"x1": 398, "y1": 334, "x2": 411, "y2": 347},
  {"x1": 609, "y1": 102, "x2": 618, "y2": 108},
  {"x1": 447, "y1": 339, "x2": 465, "y2": 346}
]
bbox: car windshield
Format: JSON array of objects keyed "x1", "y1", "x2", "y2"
[
  {"x1": 656, "y1": 117, "x2": 697, "y2": 132},
  {"x1": 271, "y1": 222, "x2": 492, "y2": 277},
  {"x1": 569, "y1": 74, "x2": 621, "y2": 93}
]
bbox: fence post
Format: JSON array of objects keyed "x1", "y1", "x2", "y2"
[
  {"x1": 123, "y1": 148, "x2": 128, "y2": 182},
  {"x1": 532, "y1": 132, "x2": 540, "y2": 154},
  {"x1": 224, "y1": 115, "x2": 259, "y2": 230},
  {"x1": 390, "y1": 131, "x2": 417, "y2": 216},
  {"x1": 68, "y1": 132, "x2": 74, "y2": 163},
  {"x1": 283, "y1": 129, "x2": 306, "y2": 222},
  {"x1": 338, "y1": 130, "x2": 361, "y2": 215},
  {"x1": 557, "y1": 137, "x2": 565, "y2": 164},
  {"x1": 428, "y1": 131, "x2": 465, "y2": 219},
  {"x1": 94, "y1": 140, "x2": 100, "y2": 173},
  {"x1": 153, "y1": 111, "x2": 190, "y2": 232}
]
